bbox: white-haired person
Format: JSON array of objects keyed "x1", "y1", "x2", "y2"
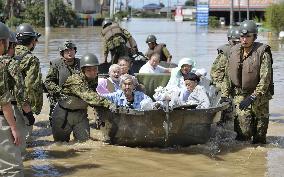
[
  {"x1": 96, "y1": 64, "x2": 121, "y2": 94},
  {"x1": 166, "y1": 57, "x2": 196, "y2": 88},
  {"x1": 101, "y1": 74, "x2": 159, "y2": 110},
  {"x1": 179, "y1": 72, "x2": 210, "y2": 109}
]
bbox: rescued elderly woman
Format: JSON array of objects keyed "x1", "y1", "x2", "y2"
[
  {"x1": 166, "y1": 57, "x2": 196, "y2": 88},
  {"x1": 96, "y1": 64, "x2": 121, "y2": 94},
  {"x1": 101, "y1": 74, "x2": 158, "y2": 110},
  {"x1": 179, "y1": 72, "x2": 210, "y2": 109}
]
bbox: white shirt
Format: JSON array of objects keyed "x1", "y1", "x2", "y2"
[
  {"x1": 139, "y1": 62, "x2": 167, "y2": 74},
  {"x1": 182, "y1": 85, "x2": 210, "y2": 109}
]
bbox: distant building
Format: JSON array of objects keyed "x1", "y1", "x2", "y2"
[
  {"x1": 143, "y1": 3, "x2": 162, "y2": 13},
  {"x1": 209, "y1": 0, "x2": 275, "y2": 24}
]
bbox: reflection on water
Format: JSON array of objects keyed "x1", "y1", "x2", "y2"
[{"x1": 24, "y1": 18, "x2": 284, "y2": 177}]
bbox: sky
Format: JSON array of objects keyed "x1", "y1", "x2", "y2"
[{"x1": 127, "y1": 0, "x2": 187, "y2": 8}]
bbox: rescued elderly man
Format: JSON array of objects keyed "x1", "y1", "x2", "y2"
[
  {"x1": 139, "y1": 53, "x2": 170, "y2": 74},
  {"x1": 96, "y1": 64, "x2": 122, "y2": 94},
  {"x1": 101, "y1": 74, "x2": 159, "y2": 110}
]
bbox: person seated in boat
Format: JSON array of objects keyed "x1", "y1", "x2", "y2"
[
  {"x1": 101, "y1": 74, "x2": 159, "y2": 110},
  {"x1": 118, "y1": 56, "x2": 133, "y2": 75},
  {"x1": 51, "y1": 53, "x2": 112, "y2": 142},
  {"x1": 96, "y1": 64, "x2": 121, "y2": 95},
  {"x1": 179, "y1": 72, "x2": 210, "y2": 109},
  {"x1": 139, "y1": 53, "x2": 171, "y2": 74},
  {"x1": 166, "y1": 57, "x2": 196, "y2": 88}
]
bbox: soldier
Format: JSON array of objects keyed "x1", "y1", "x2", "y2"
[
  {"x1": 44, "y1": 41, "x2": 80, "y2": 126},
  {"x1": 51, "y1": 53, "x2": 111, "y2": 142},
  {"x1": 211, "y1": 27, "x2": 240, "y2": 89},
  {"x1": 101, "y1": 19, "x2": 138, "y2": 64},
  {"x1": 221, "y1": 20, "x2": 273, "y2": 144},
  {"x1": 0, "y1": 22, "x2": 24, "y2": 177},
  {"x1": 145, "y1": 34, "x2": 172, "y2": 63},
  {"x1": 3, "y1": 31, "x2": 34, "y2": 154},
  {"x1": 15, "y1": 23, "x2": 43, "y2": 143}
]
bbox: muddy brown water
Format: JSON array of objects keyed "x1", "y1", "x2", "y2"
[{"x1": 23, "y1": 18, "x2": 284, "y2": 177}]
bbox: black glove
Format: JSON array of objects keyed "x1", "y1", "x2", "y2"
[
  {"x1": 220, "y1": 97, "x2": 231, "y2": 104},
  {"x1": 239, "y1": 95, "x2": 256, "y2": 110},
  {"x1": 23, "y1": 111, "x2": 35, "y2": 126}
]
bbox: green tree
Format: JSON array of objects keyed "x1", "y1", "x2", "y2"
[
  {"x1": 208, "y1": 16, "x2": 219, "y2": 28},
  {"x1": 24, "y1": 1, "x2": 45, "y2": 27},
  {"x1": 185, "y1": 0, "x2": 195, "y2": 6},
  {"x1": 264, "y1": 3, "x2": 284, "y2": 34}
]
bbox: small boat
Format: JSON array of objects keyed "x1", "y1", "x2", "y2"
[{"x1": 95, "y1": 74, "x2": 229, "y2": 147}]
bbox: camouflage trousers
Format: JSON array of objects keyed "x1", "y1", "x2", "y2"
[
  {"x1": 110, "y1": 45, "x2": 129, "y2": 64},
  {"x1": 0, "y1": 115, "x2": 24, "y2": 177},
  {"x1": 233, "y1": 94, "x2": 269, "y2": 144}
]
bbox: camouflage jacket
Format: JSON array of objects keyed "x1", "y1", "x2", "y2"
[
  {"x1": 15, "y1": 45, "x2": 43, "y2": 114},
  {"x1": 210, "y1": 53, "x2": 228, "y2": 89},
  {"x1": 62, "y1": 73, "x2": 111, "y2": 108},
  {"x1": 103, "y1": 28, "x2": 133, "y2": 57},
  {"x1": 0, "y1": 55, "x2": 26, "y2": 106},
  {"x1": 44, "y1": 57, "x2": 80, "y2": 100},
  {"x1": 0, "y1": 57, "x2": 12, "y2": 106}
]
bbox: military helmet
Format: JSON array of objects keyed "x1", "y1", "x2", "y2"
[
  {"x1": 146, "y1": 34, "x2": 157, "y2": 43},
  {"x1": 16, "y1": 23, "x2": 41, "y2": 39},
  {"x1": 239, "y1": 20, "x2": 258, "y2": 35},
  {"x1": 0, "y1": 22, "x2": 10, "y2": 40},
  {"x1": 59, "y1": 41, "x2": 77, "y2": 53},
  {"x1": 102, "y1": 19, "x2": 112, "y2": 29},
  {"x1": 80, "y1": 53, "x2": 99, "y2": 68},
  {"x1": 231, "y1": 27, "x2": 240, "y2": 39},
  {"x1": 227, "y1": 27, "x2": 234, "y2": 38},
  {"x1": 9, "y1": 31, "x2": 17, "y2": 43}
]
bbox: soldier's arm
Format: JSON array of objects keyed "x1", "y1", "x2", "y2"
[
  {"x1": 6, "y1": 59, "x2": 26, "y2": 106},
  {"x1": 220, "y1": 59, "x2": 231, "y2": 97},
  {"x1": 64, "y1": 76, "x2": 111, "y2": 108},
  {"x1": 210, "y1": 53, "x2": 227, "y2": 86},
  {"x1": 24, "y1": 56, "x2": 43, "y2": 114},
  {"x1": 162, "y1": 46, "x2": 172, "y2": 62},
  {"x1": 254, "y1": 52, "x2": 272, "y2": 97},
  {"x1": 103, "y1": 42, "x2": 109, "y2": 63},
  {"x1": 44, "y1": 62, "x2": 61, "y2": 95},
  {"x1": 122, "y1": 28, "x2": 138, "y2": 51}
]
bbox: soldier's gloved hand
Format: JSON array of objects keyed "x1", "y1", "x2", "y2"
[
  {"x1": 23, "y1": 111, "x2": 35, "y2": 126},
  {"x1": 220, "y1": 97, "x2": 231, "y2": 104},
  {"x1": 239, "y1": 95, "x2": 256, "y2": 110}
]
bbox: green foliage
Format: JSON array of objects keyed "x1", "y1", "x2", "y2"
[
  {"x1": 185, "y1": 0, "x2": 195, "y2": 6},
  {"x1": 0, "y1": 0, "x2": 3, "y2": 11},
  {"x1": 50, "y1": 0, "x2": 79, "y2": 27},
  {"x1": 264, "y1": 3, "x2": 284, "y2": 34},
  {"x1": 23, "y1": 1, "x2": 45, "y2": 27},
  {"x1": 209, "y1": 16, "x2": 219, "y2": 28},
  {"x1": 6, "y1": 16, "x2": 22, "y2": 27},
  {"x1": 114, "y1": 11, "x2": 128, "y2": 21}
]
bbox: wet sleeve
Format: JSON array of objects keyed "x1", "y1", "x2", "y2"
[
  {"x1": 23, "y1": 56, "x2": 43, "y2": 114},
  {"x1": 122, "y1": 28, "x2": 132, "y2": 40},
  {"x1": 254, "y1": 52, "x2": 272, "y2": 97},
  {"x1": 44, "y1": 62, "x2": 61, "y2": 95},
  {"x1": 65, "y1": 76, "x2": 111, "y2": 108},
  {"x1": 7, "y1": 59, "x2": 26, "y2": 106}
]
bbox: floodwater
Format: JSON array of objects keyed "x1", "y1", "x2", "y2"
[{"x1": 24, "y1": 18, "x2": 284, "y2": 177}]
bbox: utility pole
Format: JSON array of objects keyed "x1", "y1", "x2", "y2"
[
  {"x1": 167, "y1": 0, "x2": 171, "y2": 19},
  {"x1": 45, "y1": 0, "x2": 50, "y2": 29},
  {"x1": 247, "y1": 0, "x2": 249, "y2": 20},
  {"x1": 110, "y1": 0, "x2": 115, "y2": 19},
  {"x1": 238, "y1": 0, "x2": 241, "y2": 23},
  {"x1": 230, "y1": 0, "x2": 234, "y2": 26}
]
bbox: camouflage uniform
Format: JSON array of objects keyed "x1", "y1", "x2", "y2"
[
  {"x1": 0, "y1": 55, "x2": 29, "y2": 154},
  {"x1": 44, "y1": 57, "x2": 80, "y2": 125},
  {"x1": 102, "y1": 24, "x2": 137, "y2": 64},
  {"x1": 0, "y1": 57, "x2": 24, "y2": 177},
  {"x1": 222, "y1": 43, "x2": 273, "y2": 143},
  {"x1": 15, "y1": 45, "x2": 43, "y2": 115},
  {"x1": 51, "y1": 73, "x2": 111, "y2": 142}
]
